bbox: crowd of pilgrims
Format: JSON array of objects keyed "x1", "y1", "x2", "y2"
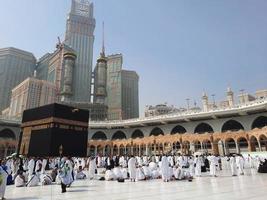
[{"x1": 0, "y1": 153, "x2": 267, "y2": 196}]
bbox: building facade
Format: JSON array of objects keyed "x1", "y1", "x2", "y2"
[
  {"x1": 6, "y1": 77, "x2": 56, "y2": 117},
  {"x1": 145, "y1": 104, "x2": 180, "y2": 117},
  {"x1": 36, "y1": 53, "x2": 51, "y2": 81},
  {"x1": 1, "y1": 89, "x2": 267, "y2": 158},
  {"x1": 0, "y1": 47, "x2": 36, "y2": 112},
  {"x1": 93, "y1": 47, "x2": 108, "y2": 105},
  {"x1": 64, "y1": 0, "x2": 95, "y2": 103},
  {"x1": 106, "y1": 54, "x2": 139, "y2": 120},
  {"x1": 121, "y1": 70, "x2": 139, "y2": 119},
  {"x1": 106, "y1": 54, "x2": 123, "y2": 120},
  {"x1": 88, "y1": 99, "x2": 267, "y2": 157},
  {"x1": 47, "y1": 43, "x2": 77, "y2": 102}
]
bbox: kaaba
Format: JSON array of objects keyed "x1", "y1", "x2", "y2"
[{"x1": 19, "y1": 103, "x2": 89, "y2": 157}]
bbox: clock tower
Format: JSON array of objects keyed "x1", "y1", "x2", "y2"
[{"x1": 64, "y1": 0, "x2": 95, "y2": 103}]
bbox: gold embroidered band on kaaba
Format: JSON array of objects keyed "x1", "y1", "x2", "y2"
[{"x1": 21, "y1": 117, "x2": 88, "y2": 128}]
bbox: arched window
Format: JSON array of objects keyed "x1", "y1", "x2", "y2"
[
  {"x1": 91, "y1": 131, "x2": 107, "y2": 140},
  {"x1": 131, "y1": 129, "x2": 144, "y2": 139},
  {"x1": 237, "y1": 137, "x2": 248, "y2": 150},
  {"x1": 222, "y1": 120, "x2": 244, "y2": 132},
  {"x1": 171, "y1": 125, "x2": 186, "y2": 134},
  {"x1": 194, "y1": 123, "x2": 214, "y2": 134},
  {"x1": 150, "y1": 127, "x2": 164, "y2": 136},
  {"x1": 0, "y1": 129, "x2": 16, "y2": 140},
  {"x1": 112, "y1": 131, "x2": 127, "y2": 140},
  {"x1": 251, "y1": 116, "x2": 267, "y2": 129}
]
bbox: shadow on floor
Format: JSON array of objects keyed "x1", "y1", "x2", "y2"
[
  {"x1": 70, "y1": 185, "x2": 98, "y2": 188},
  {"x1": 7, "y1": 198, "x2": 40, "y2": 200},
  {"x1": 68, "y1": 189, "x2": 94, "y2": 193}
]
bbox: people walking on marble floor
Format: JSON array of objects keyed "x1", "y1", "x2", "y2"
[{"x1": 1, "y1": 152, "x2": 267, "y2": 196}]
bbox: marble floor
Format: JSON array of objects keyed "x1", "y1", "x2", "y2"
[{"x1": 4, "y1": 169, "x2": 267, "y2": 200}]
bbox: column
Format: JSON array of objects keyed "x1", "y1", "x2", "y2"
[
  {"x1": 211, "y1": 142, "x2": 218, "y2": 155},
  {"x1": 235, "y1": 141, "x2": 240, "y2": 154},
  {"x1": 200, "y1": 142, "x2": 203, "y2": 152},
  {"x1": 111, "y1": 147, "x2": 114, "y2": 156},
  {"x1": 190, "y1": 142, "x2": 195, "y2": 153},
  {"x1": 223, "y1": 141, "x2": 227, "y2": 156},
  {"x1": 131, "y1": 145, "x2": 134, "y2": 155},
  {"x1": 94, "y1": 147, "x2": 97, "y2": 156},
  {"x1": 145, "y1": 144, "x2": 148, "y2": 156},
  {"x1": 248, "y1": 141, "x2": 253, "y2": 152},
  {"x1": 103, "y1": 148, "x2": 105, "y2": 156},
  {"x1": 258, "y1": 141, "x2": 262, "y2": 152}
]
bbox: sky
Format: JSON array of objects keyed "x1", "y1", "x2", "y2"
[{"x1": 0, "y1": 0, "x2": 267, "y2": 116}]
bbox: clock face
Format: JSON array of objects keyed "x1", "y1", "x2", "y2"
[{"x1": 76, "y1": 3, "x2": 89, "y2": 16}]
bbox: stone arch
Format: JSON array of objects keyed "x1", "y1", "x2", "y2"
[
  {"x1": 172, "y1": 141, "x2": 181, "y2": 153},
  {"x1": 113, "y1": 145, "x2": 119, "y2": 155},
  {"x1": 96, "y1": 145, "x2": 103, "y2": 155},
  {"x1": 225, "y1": 138, "x2": 236, "y2": 154},
  {"x1": 194, "y1": 140, "x2": 201, "y2": 152},
  {"x1": 0, "y1": 129, "x2": 16, "y2": 140},
  {"x1": 213, "y1": 138, "x2": 225, "y2": 155},
  {"x1": 104, "y1": 145, "x2": 111, "y2": 156},
  {"x1": 89, "y1": 145, "x2": 96, "y2": 156},
  {"x1": 150, "y1": 127, "x2": 164, "y2": 136},
  {"x1": 131, "y1": 129, "x2": 144, "y2": 139},
  {"x1": 112, "y1": 131, "x2": 127, "y2": 140},
  {"x1": 194, "y1": 123, "x2": 214, "y2": 134},
  {"x1": 237, "y1": 137, "x2": 248, "y2": 153},
  {"x1": 221, "y1": 120, "x2": 244, "y2": 132},
  {"x1": 158, "y1": 143, "x2": 164, "y2": 154},
  {"x1": 126, "y1": 144, "x2": 131, "y2": 155},
  {"x1": 119, "y1": 144, "x2": 125, "y2": 155},
  {"x1": 163, "y1": 142, "x2": 172, "y2": 154},
  {"x1": 133, "y1": 144, "x2": 138, "y2": 155},
  {"x1": 259, "y1": 135, "x2": 267, "y2": 151},
  {"x1": 91, "y1": 131, "x2": 107, "y2": 140},
  {"x1": 182, "y1": 140, "x2": 190, "y2": 154},
  {"x1": 171, "y1": 125, "x2": 187, "y2": 134},
  {"x1": 250, "y1": 136, "x2": 259, "y2": 152},
  {"x1": 140, "y1": 144, "x2": 146, "y2": 156},
  {"x1": 251, "y1": 116, "x2": 267, "y2": 129},
  {"x1": 202, "y1": 140, "x2": 212, "y2": 154}
]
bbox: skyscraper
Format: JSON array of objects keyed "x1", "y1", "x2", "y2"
[
  {"x1": 65, "y1": 0, "x2": 95, "y2": 103},
  {"x1": 0, "y1": 47, "x2": 36, "y2": 112},
  {"x1": 47, "y1": 42, "x2": 77, "y2": 102},
  {"x1": 106, "y1": 54, "x2": 123, "y2": 120},
  {"x1": 121, "y1": 70, "x2": 139, "y2": 119},
  {"x1": 7, "y1": 77, "x2": 57, "y2": 117},
  {"x1": 106, "y1": 54, "x2": 139, "y2": 120},
  {"x1": 36, "y1": 53, "x2": 51, "y2": 81},
  {"x1": 94, "y1": 22, "x2": 108, "y2": 105}
]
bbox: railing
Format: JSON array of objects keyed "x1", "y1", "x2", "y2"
[{"x1": 90, "y1": 98, "x2": 267, "y2": 126}]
